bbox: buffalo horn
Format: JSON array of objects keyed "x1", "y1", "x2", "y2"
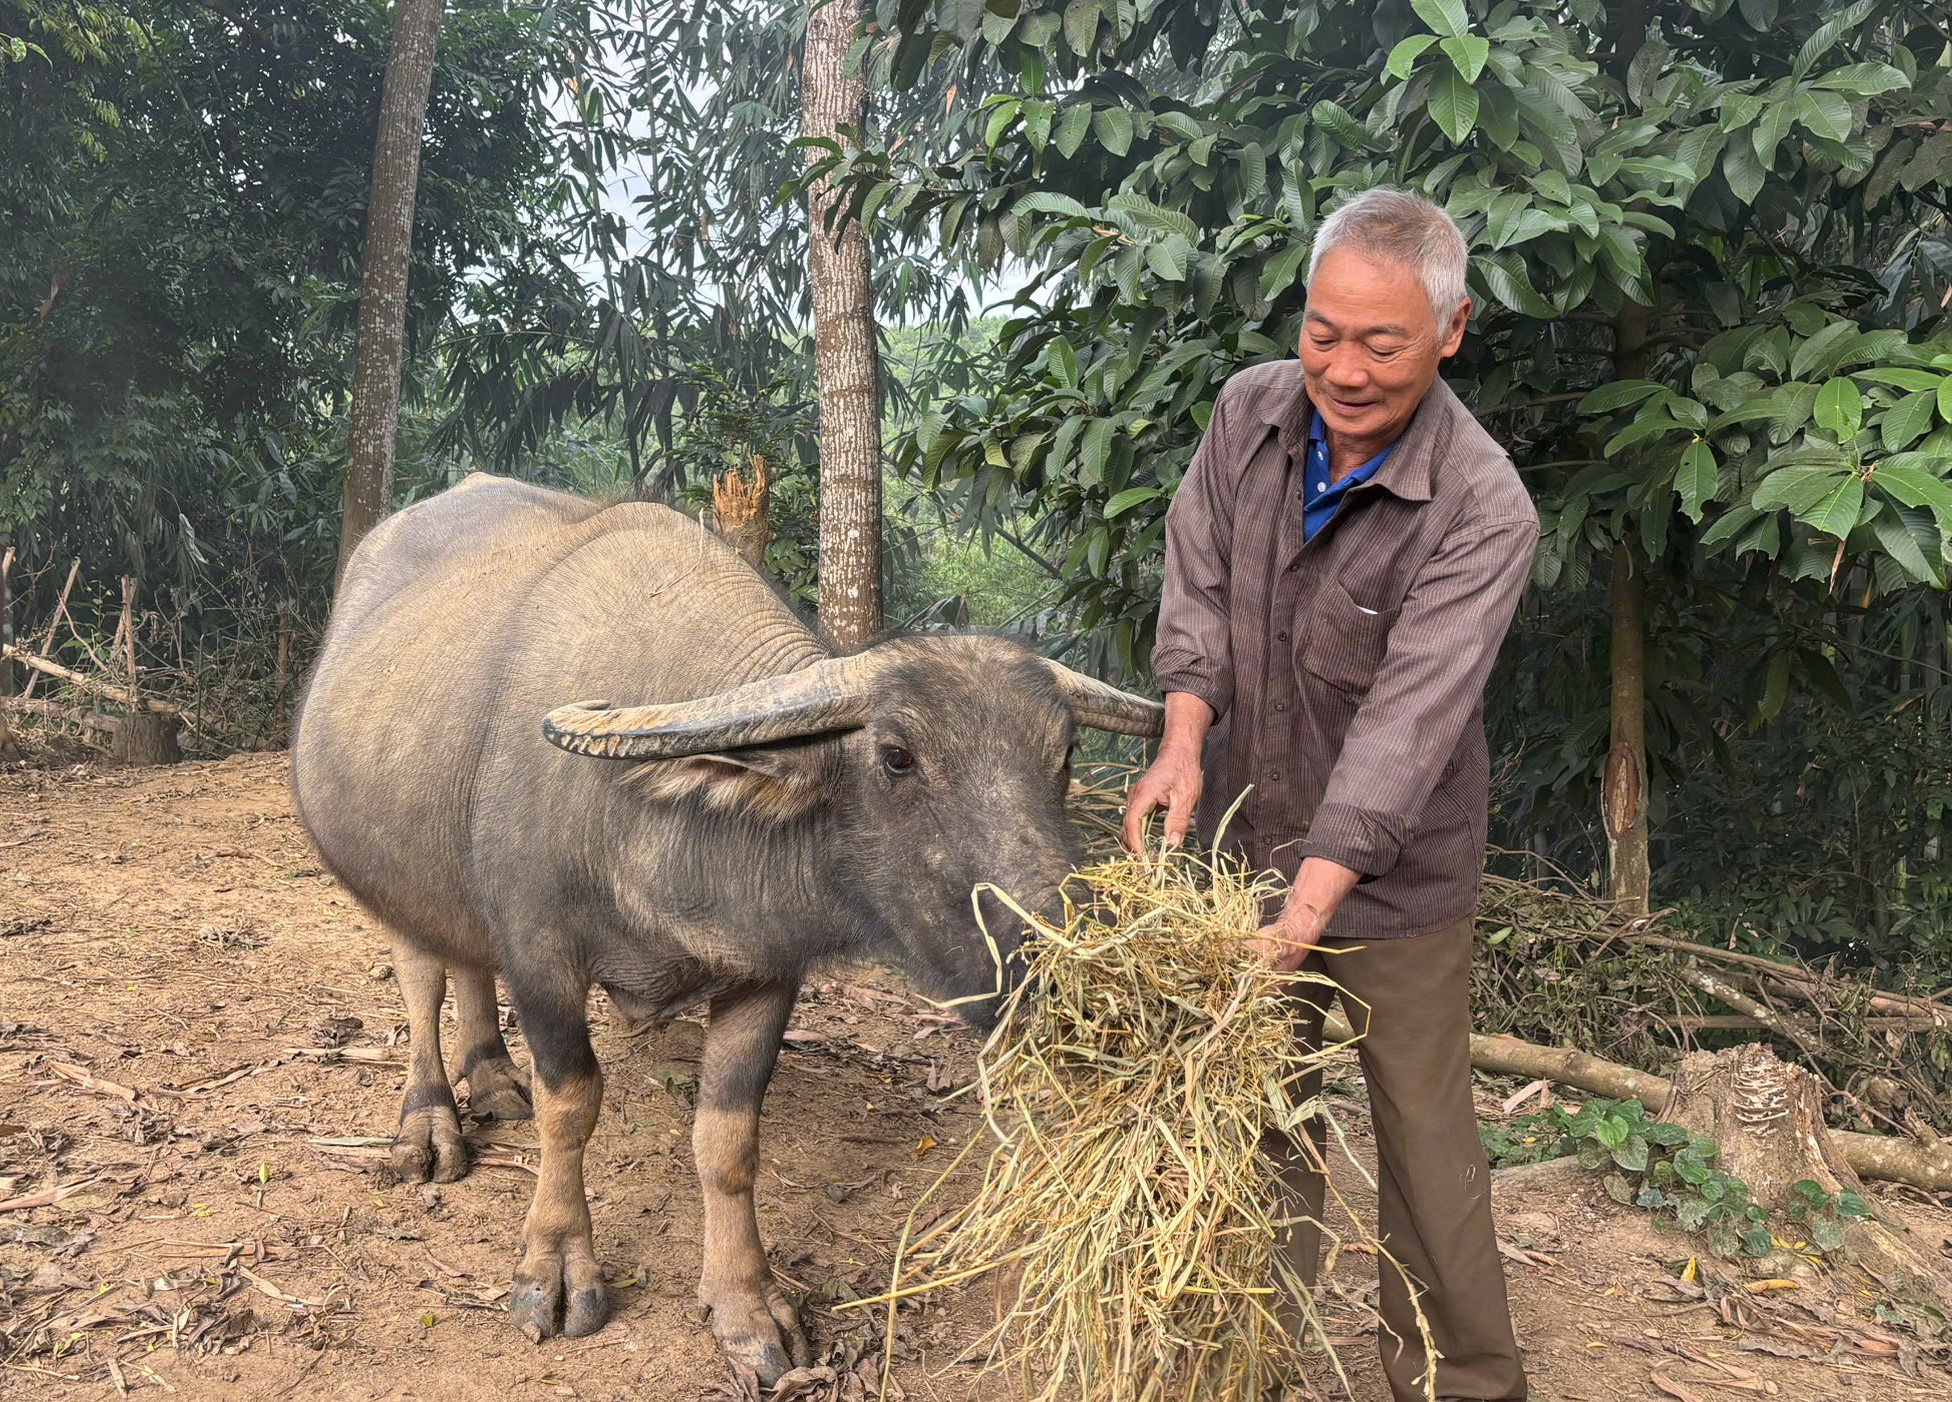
[
  {"x1": 1042, "y1": 661, "x2": 1165, "y2": 737},
  {"x1": 542, "y1": 656, "x2": 878, "y2": 759}
]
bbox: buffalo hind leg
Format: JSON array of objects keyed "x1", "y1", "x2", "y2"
[
  {"x1": 455, "y1": 965, "x2": 532, "y2": 1121},
  {"x1": 506, "y1": 979, "x2": 607, "y2": 1341},
  {"x1": 389, "y1": 937, "x2": 467, "y2": 1183},
  {"x1": 695, "y1": 982, "x2": 808, "y2": 1384}
]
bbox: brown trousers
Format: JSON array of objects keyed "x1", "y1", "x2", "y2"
[{"x1": 1267, "y1": 920, "x2": 1526, "y2": 1402}]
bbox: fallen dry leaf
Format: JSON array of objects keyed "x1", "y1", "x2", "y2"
[{"x1": 1650, "y1": 1371, "x2": 1707, "y2": 1402}]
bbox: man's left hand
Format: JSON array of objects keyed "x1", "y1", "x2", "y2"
[{"x1": 1248, "y1": 900, "x2": 1329, "y2": 973}]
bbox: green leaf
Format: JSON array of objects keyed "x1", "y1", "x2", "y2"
[
  {"x1": 1810, "y1": 1215, "x2": 1848, "y2": 1253},
  {"x1": 1811, "y1": 63, "x2": 1909, "y2": 98},
  {"x1": 1677, "y1": 438, "x2": 1719, "y2": 522},
  {"x1": 1613, "y1": 1135, "x2": 1651, "y2": 1173},
  {"x1": 1813, "y1": 378, "x2": 1863, "y2": 439},
  {"x1": 1062, "y1": 0, "x2": 1101, "y2": 59},
  {"x1": 1754, "y1": 464, "x2": 1854, "y2": 516},
  {"x1": 1387, "y1": 33, "x2": 1438, "y2": 80},
  {"x1": 1049, "y1": 336, "x2": 1078, "y2": 389},
  {"x1": 1869, "y1": 459, "x2": 1952, "y2": 523},
  {"x1": 1723, "y1": 140, "x2": 1765, "y2": 203},
  {"x1": 1603, "y1": 1172, "x2": 1635, "y2": 1205},
  {"x1": 1854, "y1": 367, "x2": 1944, "y2": 392},
  {"x1": 1053, "y1": 104, "x2": 1092, "y2": 159},
  {"x1": 1794, "y1": 89, "x2": 1854, "y2": 144},
  {"x1": 1260, "y1": 242, "x2": 1308, "y2": 302},
  {"x1": 1579, "y1": 380, "x2": 1666, "y2": 414},
  {"x1": 1236, "y1": 142, "x2": 1267, "y2": 205},
  {"x1": 1871, "y1": 507, "x2": 1938, "y2": 585},
  {"x1": 1079, "y1": 417, "x2": 1113, "y2": 485},
  {"x1": 1801, "y1": 472, "x2": 1865, "y2": 540},
  {"x1": 1410, "y1": 0, "x2": 1469, "y2": 38},
  {"x1": 1940, "y1": 375, "x2": 1952, "y2": 425},
  {"x1": 1476, "y1": 252, "x2": 1553, "y2": 318},
  {"x1": 1011, "y1": 191, "x2": 1090, "y2": 219},
  {"x1": 1794, "y1": 0, "x2": 1873, "y2": 78},
  {"x1": 1882, "y1": 390, "x2": 1937, "y2": 453},
  {"x1": 1093, "y1": 107, "x2": 1134, "y2": 157},
  {"x1": 1429, "y1": 65, "x2": 1480, "y2": 145},
  {"x1": 1790, "y1": 321, "x2": 1859, "y2": 382},
  {"x1": 1103, "y1": 486, "x2": 1156, "y2": 519},
  {"x1": 1145, "y1": 234, "x2": 1191, "y2": 282},
  {"x1": 984, "y1": 98, "x2": 1020, "y2": 148},
  {"x1": 1441, "y1": 34, "x2": 1490, "y2": 84}
]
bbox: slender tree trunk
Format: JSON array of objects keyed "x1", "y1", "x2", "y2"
[
  {"x1": 336, "y1": 0, "x2": 447, "y2": 586},
  {"x1": 1605, "y1": 0, "x2": 1654, "y2": 913},
  {"x1": 802, "y1": 0, "x2": 883, "y2": 648}
]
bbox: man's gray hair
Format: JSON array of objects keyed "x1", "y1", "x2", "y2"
[{"x1": 1307, "y1": 188, "x2": 1470, "y2": 326}]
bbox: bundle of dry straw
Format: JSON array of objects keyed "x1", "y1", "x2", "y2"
[{"x1": 863, "y1": 848, "x2": 1415, "y2": 1402}]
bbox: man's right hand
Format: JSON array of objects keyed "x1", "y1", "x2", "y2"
[{"x1": 1123, "y1": 742, "x2": 1204, "y2": 851}]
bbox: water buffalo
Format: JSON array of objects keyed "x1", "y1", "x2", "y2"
[{"x1": 290, "y1": 473, "x2": 1161, "y2": 1380}]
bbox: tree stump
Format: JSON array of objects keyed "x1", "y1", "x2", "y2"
[
  {"x1": 1664, "y1": 1043, "x2": 1945, "y2": 1292},
  {"x1": 113, "y1": 710, "x2": 182, "y2": 766},
  {"x1": 711, "y1": 459, "x2": 773, "y2": 574}
]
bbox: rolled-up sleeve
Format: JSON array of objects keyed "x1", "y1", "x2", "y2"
[
  {"x1": 1151, "y1": 391, "x2": 1240, "y2": 720},
  {"x1": 1300, "y1": 513, "x2": 1537, "y2": 878}
]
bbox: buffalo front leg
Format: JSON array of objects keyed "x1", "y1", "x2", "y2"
[
  {"x1": 389, "y1": 937, "x2": 467, "y2": 1183},
  {"x1": 695, "y1": 982, "x2": 808, "y2": 1384},
  {"x1": 506, "y1": 982, "x2": 607, "y2": 1341},
  {"x1": 454, "y1": 964, "x2": 532, "y2": 1121}
]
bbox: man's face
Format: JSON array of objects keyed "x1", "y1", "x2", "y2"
[{"x1": 1300, "y1": 247, "x2": 1470, "y2": 447}]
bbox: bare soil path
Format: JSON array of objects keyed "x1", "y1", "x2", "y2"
[{"x1": 2, "y1": 756, "x2": 1946, "y2": 1401}]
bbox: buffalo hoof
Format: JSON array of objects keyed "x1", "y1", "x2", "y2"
[
  {"x1": 702, "y1": 1281, "x2": 810, "y2": 1386},
  {"x1": 510, "y1": 1241, "x2": 607, "y2": 1341},
  {"x1": 464, "y1": 1057, "x2": 534, "y2": 1121},
  {"x1": 390, "y1": 1104, "x2": 468, "y2": 1183}
]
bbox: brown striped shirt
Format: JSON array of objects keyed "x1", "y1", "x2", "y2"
[{"x1": 1152, "y1": 361, "x2": 1537, "y2": 939}]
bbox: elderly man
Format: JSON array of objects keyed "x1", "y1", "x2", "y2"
[{"x1": 1123, "y1": 188, "x2": 1534, "y2": 1401}]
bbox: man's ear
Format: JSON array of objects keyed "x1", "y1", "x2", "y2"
[
  {"x1": 622, "y1": 737, "x2": 836, "y2": 821},
  {"x1": 1440, "y1": 295, "x2": 1472, "y2": 357}
]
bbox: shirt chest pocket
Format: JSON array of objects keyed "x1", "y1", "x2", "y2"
[{"x1": 1298, "y1": 582, "x2": 1398, "y2": 697}]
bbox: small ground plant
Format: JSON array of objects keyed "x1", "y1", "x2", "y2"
[{"x1": 1482, "y1": 1097, "x2": 1869, "y2": 1258}]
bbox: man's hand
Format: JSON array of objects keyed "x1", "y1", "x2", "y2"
[
  {"x1": 1246, "y1": 858, "x2": 1363, "y2": 972},
  {"x1": 1247, "y1": 900, "x2": 1328, "y2": 972},
  {"x1": 1123, "y1": 742, "x2": 1204, "y2": 850},
  {"x1": 1122, "y1": 692, "x2": 1216, "y2": 851}
]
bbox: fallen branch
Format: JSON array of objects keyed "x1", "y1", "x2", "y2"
[
  {"x1": 1, "y1": 643, "x2": 191, "y2": 721},
  {"x1": 1323, "y1": 1014, "x2": 1952, "y2": 1193},
  {"x1": 46, "y1": 1059, "x2": 140, "y2": 1103}
]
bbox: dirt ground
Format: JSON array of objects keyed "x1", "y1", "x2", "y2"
[{"x1": 3, "y1": 754, "x2": 1950, "y2": 1402}]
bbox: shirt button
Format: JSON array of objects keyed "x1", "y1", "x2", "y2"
[
  {"x1": 1266, "y1": 769, "x2": 1281, "y2": 782},
  {"x1": 1274, "y1": 702, "x2": 1287, "y2": 712},
  {"x1": 1276, "y1": 630, "x2": 1289, "y2": 642},
  {"x1": 1285, "y1": 562, "x2": 1298, "y2": 573}
]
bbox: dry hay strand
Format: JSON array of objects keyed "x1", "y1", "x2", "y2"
[{"x1": 857, "y1": 849, "x2": 1428, "y2": 1402}]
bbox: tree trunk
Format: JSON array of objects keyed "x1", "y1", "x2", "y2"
[
  {"x1": 802, "y1": 0, "x2": 883, "y2": 648},
  {"x1": 0, "y1": 538, "x2": 17, "y2": 761},
  {"x1": 1603, "y1": 0, "x2": 1654, "y2": 915},
  {"x1": 1665, "y1": 1044, "x2": 1946, "y2": 1289},
  {"x1": 336, "y1": 0, "x2": 447, "y2": 586}
]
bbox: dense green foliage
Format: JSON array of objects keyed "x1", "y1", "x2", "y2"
[
  {"x1": 2, "y1": 0, "x2": 1948, "y2": 965},
  {"x1": 1, "y1": 0, "x2": 572, "y2": 665},
  {"x1": 847, "y1": 0, "x2": 1952, "y2": 954}
]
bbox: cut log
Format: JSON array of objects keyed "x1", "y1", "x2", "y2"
[{"x1": 1321, "y1": 1013, "x2": 1952, "y2": 1194}]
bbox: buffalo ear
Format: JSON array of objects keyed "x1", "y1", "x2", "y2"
[{"x1": 621, "y1": 737, "x2": 834, "y2": 821}]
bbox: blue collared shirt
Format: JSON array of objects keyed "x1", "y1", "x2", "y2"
[{"x1": 1301, "y1": 411, "x2": 1393, "y2": 541}]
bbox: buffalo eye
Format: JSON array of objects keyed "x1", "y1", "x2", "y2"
[{"x1": 881, "y1": 744, "x2": 916, "y2": 777}]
